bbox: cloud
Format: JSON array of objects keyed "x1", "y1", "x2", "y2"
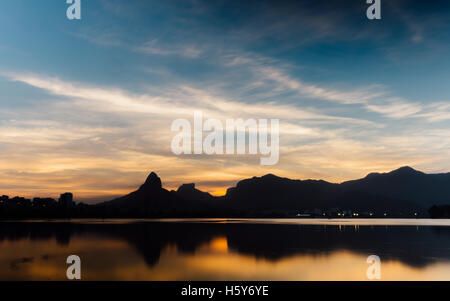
[
  {"x1": 0, "y1": 71, "x2": 386, "y2": 199},
  {"x1": 2, "y1": 56, "x2": 450, "y2": 201},
  {"x1": 3, "y1": 71, "x2": 378, "y2": 126},
  {"x1": 135, "y1": 39, "x2": 203, "y2": 58},
  {"x1": 2, "y1": 0, "x2": 450, "y2": 202},
  {"x1": 241, "y1": 63, "x2": 450, "y2": 123},
  {"x1": 416, "y1": 102, "x2": 450, "y2": 122},
  {"x1": 365, "y1": 98, "x2": 423, "y2": 118},
  {"x1": 257, "y1": 66, "x2": 386, "y2": 105}
]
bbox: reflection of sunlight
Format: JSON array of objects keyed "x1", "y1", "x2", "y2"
[
  {"x1": 2, "y1": 235, "x2": 450, "y2": 281},
  {"x1": 209, "y1": 237, "x2": 229, "y2": 253},
  {"x1": 196, "y1": 236, "x2": 229, "y2": 254},
  {"x1": 152, "y1": 250, "x2": 450, "y2": 281}
]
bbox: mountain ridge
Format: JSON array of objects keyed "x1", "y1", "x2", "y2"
[{"x1": 96, "y1": 166, "x2": 450, "y2": 217}]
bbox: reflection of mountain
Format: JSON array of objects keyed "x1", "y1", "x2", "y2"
[
  {"x1": 98, "y1": 167, "x2": 450, "y2": 217},
  {"x1": 1, "y1": 221, "x2": 450, "y2": 268}
]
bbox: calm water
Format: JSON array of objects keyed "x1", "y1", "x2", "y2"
[{"x1": 1, "y1": 219, "x2": 450, "y2": 281}]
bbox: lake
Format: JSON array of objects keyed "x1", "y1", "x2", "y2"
[{"x1": 1, "y1": 218, "x2": 450, "y2": 280}]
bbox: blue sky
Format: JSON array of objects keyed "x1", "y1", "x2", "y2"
[{"x1": 1, "y1": 0, "x2": 450, "y2": 201}]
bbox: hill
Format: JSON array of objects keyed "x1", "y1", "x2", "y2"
[{"x1": 97, "y1": 167, "x2": 448, "y2": 217}]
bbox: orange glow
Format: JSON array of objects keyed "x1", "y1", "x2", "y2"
[
  {"x1": 209, "y1": 237, "x2": 229, "y2": 253},
  {"x1": 2, "y1": 234, "x2": 450, "y2": 281}
]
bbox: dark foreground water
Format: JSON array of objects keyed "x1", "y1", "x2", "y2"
[{"x1": 1, "y1": 219, "x2": 450, "y2": 280}]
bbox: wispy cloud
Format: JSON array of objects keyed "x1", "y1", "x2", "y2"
[
  {"x1": 416, "y1": 102, "x2": 450, "y2": 122},
  {"x1": 257, "y1": 66, "x2": 386, "y2": 105},
  {"x1": 135, "y1": 39, "x2": 203, "y2": 58},
  {"x1": 0, "y1": 71, "x2": 385, "y2": 199},
  {"x1": 2, "y1": 0, "x2": 450, "y2": 202},
  {"x1": 365, "y1": 98, "x2": 423, "y2": 118},
  {"x1": 241, "y1": 62, "x2": 450, "y2": 123},
  {"x1": 3, "y1": 72, "x2": 377, "y2": 127}
]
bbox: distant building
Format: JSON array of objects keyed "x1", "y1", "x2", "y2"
[
  {"x1": 59, "y1": 193, "x2": 74, "y2": 209},
  {"x1": 5, "y1": 197, "x2": 32, "y2": 210},
  {"x1": 33, "y1": 197, "x2": 57, "y2": 209},
  {"x1": 0, "y1": 196, "x2": 9, "y2": 210}
]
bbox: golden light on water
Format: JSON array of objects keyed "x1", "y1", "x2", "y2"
[
  {"x1": 1, "y1": 234, "x2": 450, "y2": 281},
  {"x1": 208, "y1": 237, "x2": 229, "y2": 253}
]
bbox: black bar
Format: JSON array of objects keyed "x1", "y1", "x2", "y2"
[{"x1": 1, "y1": 281, "x2": 449, "y2": 300}]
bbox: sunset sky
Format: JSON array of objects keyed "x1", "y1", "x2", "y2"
[{"x1": 1, "y1": 0, "x2": 450, "y2": 202}]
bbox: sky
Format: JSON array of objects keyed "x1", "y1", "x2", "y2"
[{"x1": 1, "y1": 0, "x2": 450, "y2": 202}]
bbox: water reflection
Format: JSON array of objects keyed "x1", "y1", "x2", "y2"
[{"x1": 1, "y1": 220, "x2": 450, "y2": 280}]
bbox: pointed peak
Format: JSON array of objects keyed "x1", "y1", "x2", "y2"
[
  {"x1": 396, "y1": 166, "x2": 416, "y2": 171},
  {"x1": 390, "y1": 166, "x2": 423, "y2": 175},
  {"x1": 141, "y1": 172, "x2": 162, "y2": 190},
  {"x1": 262, "y1": 173, "x2": 279, "y2": 179}
]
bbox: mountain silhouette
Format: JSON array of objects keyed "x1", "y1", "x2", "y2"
[
  {"x1": 175, "y1": 183, "x2": 214, "y2": 202},
  {"x1": 102, "y1": 172, "x2": 176, "y2": 210},
  {"x1": 224, "y1": 174, "x2": 340, "y2": 211},
  {"x1": 223, "y1": 171, "x2": 421, "y2": 215},
  {"x1": 341, "y1": 166, "x2": 450, "y2": 208},
  {"x1": 98, "y1": 172, "x2": 222, "y2": 217},
  {"x1": 4, "y1": 167, "x2": 448, "y2": 218},
  {"x1": 94, "y1": 166, "x2": 450, "y2": 217}
]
